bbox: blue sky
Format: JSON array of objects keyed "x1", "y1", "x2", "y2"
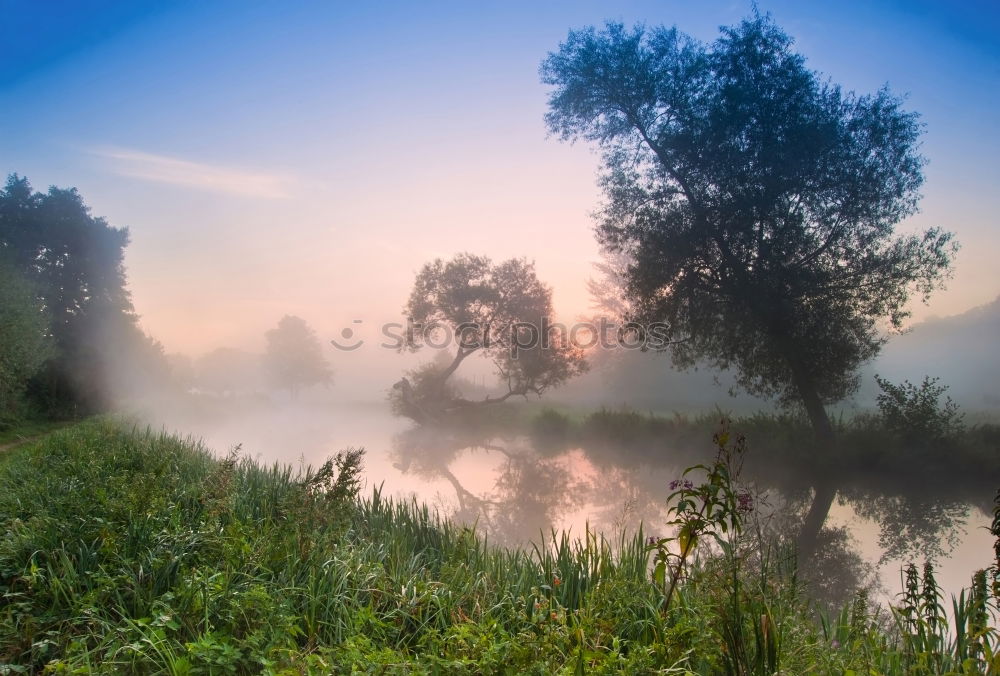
[{"x1": 2, "y1": 0, "x2": 998, "y2": 357}]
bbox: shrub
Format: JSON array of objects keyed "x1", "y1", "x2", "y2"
[{"x1": 875, "y1": 375, "x2": 965, "y2": 446}]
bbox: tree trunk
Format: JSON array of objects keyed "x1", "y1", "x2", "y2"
[
  {"x1": 798, "y1": 482, "x2": 836, "y2": 559},
  {"x1": 788, "y1": 360, "x2": 837, "y2": 560},
  {"x1": 431, "y1": 347, "x2": 473, "y2": 398},
  {"x1": 789, "y1": 360, "x2": 834, "y2": 441}
]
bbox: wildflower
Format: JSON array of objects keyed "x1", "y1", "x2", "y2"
[
  {"x1": 647, "y1": 536, "x2": 657, "y2": 546},
  {"x1": 553, "y1": 576, "x2": 561, "y2": 586},
  {"x1": 669, "y1": 479, "x2": 694, "y2": 491},
  {"x1": 736, "y1": 491, "x2": 753, "y2": 513}
]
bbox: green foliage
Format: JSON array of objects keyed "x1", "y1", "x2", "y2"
[
  {"x1": 0, "y1": 418, "x2": 70, "y2": 447},
  {"x1": 0, "y1": 421, "x2": 685, "y2": 672},
  {"x1": 0, "y1": 174, "x2": 168, "y2": 417},
  {"x1": 886, "y1": 562, "x2": 1000, "y2": 674},
  {"x1": 875, "y1": 375, "x2": 965, "y2": 445},
  {"x1": 542, "y1": 16, "x2": 956, "y2": 428},
  {"x1": 992, "y1": 489, "x2": 1000, "y2": 599},
  {"x1": 649, "y1": 426, "x2": 750, "y2": 612},
  {"x1": 0, "y1": 258, "x2": 51, "y2": 427}
]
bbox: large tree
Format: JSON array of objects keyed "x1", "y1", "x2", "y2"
[
  {"x1": 391, "y1": 254, "x2": 586, "y2": 422},
  {"x1": 0, "y1": 174, "x2": 165, "y2": 415},
  {"x1": 542, "y1": 16, "x2": 956, "y2": 552}
]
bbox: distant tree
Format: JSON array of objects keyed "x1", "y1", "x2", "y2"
[
  {"x1": 0, "y1": 258, "x2": 52, "y2": 424},
  {"x1": 391, "y1": 254, "x2": 586, "y2": 422},
  {"x1": 542, "y1": 16, "x2": 956, "y2": 553},
  {"x1": 263, "y1": 316, "x2": 332, "y2": 398},
  {"x1": 0, "y1": 174, "x2": 164, "y2": 415}
]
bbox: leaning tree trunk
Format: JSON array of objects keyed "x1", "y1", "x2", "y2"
[{"x1": 789, "y1": 361, "x2": 838, "y2": 560}]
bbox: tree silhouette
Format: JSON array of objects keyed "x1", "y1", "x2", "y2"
[
  {"x1": 542, "y1": 16, "x2": 956, "y2": 553},
  {"x1": 263, "y1": 315, "x2": 332, "y2": 398},
  {"x1": 391, "y1": 254, "x2": 586, "y2": 422}
]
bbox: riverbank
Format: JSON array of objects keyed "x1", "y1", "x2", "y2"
[{"x1": 0, "y1": 419, "x2": 995, "y2": 673}]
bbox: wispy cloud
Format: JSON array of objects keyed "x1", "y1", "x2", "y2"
[{"x1": 91, "y1": 147, "x2": 296, "y2": 199}]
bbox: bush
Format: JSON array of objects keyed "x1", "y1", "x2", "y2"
[
  {"x1": 528, "y1": 408, "x2": 571, "y2": 449},
  {"x1": 875, "y1": 375, "x2": 965, "y2": 446}
]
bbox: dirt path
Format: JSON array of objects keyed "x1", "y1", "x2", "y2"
[
  {"x1": 0, "y1": 434, "x2": 44, "y2": 453},
  {"x1": 0, "y1": 422, "x2": 74, "y2": 454}
]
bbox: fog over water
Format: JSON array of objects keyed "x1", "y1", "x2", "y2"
[
  {"x1": 129, "y1": 292, "x2": 1000, "y2": 608},
  {"x1": 133, "y1": 334, "x2": 998, "y2": 608}
]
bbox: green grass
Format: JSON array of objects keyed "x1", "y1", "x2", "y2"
[
  {"x1": 0, "y1": 418, "x2": 76, "y2": 447},
  {"x1": 0, "y1": 419, "x2": 996, "y2": 674}
]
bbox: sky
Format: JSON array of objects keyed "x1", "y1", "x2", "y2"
[{"x1": 2, "y1": 0, "x2": 999, "y2": 365}]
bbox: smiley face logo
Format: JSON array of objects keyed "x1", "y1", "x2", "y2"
[{"x1": 331, "y1": 319, "x2": 364, "y2": 351}]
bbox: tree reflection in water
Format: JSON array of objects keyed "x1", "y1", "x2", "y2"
[{"x1": 390, "y1": 412, "x2": 996, "y2": 609}]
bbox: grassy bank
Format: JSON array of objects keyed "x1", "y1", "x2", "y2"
[
  {"x1": 0, "y1": 420, "x2": 996, "y2": 673},
  {"x1": 0, "y1": 418, "x2": 77, "y2": 449}
]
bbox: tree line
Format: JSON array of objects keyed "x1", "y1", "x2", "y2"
[
  {"x1": 0, "y1": 175, "x2": 165, "y2": 424},
  {"x1": 0, "y1": 175, "x2": 334, "y2": 428}
]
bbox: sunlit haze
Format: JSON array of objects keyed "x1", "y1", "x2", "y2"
[
  {"x1": 3, "y1": 1, "x2": 998, "y2": 377},
  {"x1": 4, "y1": 2, "x2": 1000, "y2": 667}
]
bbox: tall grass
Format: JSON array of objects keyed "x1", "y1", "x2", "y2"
[{"x1": 0, "y1": 419, "x2": 996, "y2": 673}]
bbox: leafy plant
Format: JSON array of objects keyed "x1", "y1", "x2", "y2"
[
  {"x1": 648, "y1": 422, "x2": 750, "y2": 613},
  {"x1": 875, "y1": 375, "x2": 965, "y2": 446}
]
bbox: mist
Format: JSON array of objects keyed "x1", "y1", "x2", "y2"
[{"x1": 2, "y1": 1, "x2": 999, "y2": 670}]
